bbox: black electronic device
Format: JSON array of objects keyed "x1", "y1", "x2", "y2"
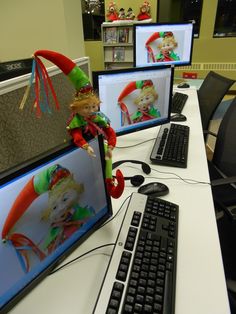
[
  {"x1": 112, "y1": 160, "x2": 151, "y2": 187},
  {"x1": 0, "y1": 135, "x2": 112, "y2": 314},
  {"x1": 138, "y1": 181, "x2": 169, "y2": 197},
  {"x1": 93, "y1": 192, "x2": 179, "y2": 314},
  {"x1": 170, "y1": 113, "x2": 187, "y2": 122},
  {"x1": 0, "y1": 58, "x2": 33, "y2": 81},
  {"x1": 93, "y1": 65, "x2": 174, "y2": 137},
  {"x1": 150, "y1": 123, "x2": 190, "y2": 168},
  {"x1": 177, "y1": 82, "x2": 190, "y2": 88},
  {"x1": 171, "y1": 92, "x2": 189, "y2": 114},
  {"x1": 133, "y1": 22, "x2": 194, "y2": 68}
]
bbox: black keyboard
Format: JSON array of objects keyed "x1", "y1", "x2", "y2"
[
  {"x1": 150, "y1": 123, "x2": 190, "y2": 168},
  {"x1": 93, "y1": 193, "x2": 178, "y2": 314},
  {"x1": 171, "y1": 92, "x2": 188, "y2": 114}
]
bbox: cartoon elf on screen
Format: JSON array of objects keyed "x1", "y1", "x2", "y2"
[
  {"x1": 19, "y1": 50, "x2": 125, "y2": 199},
  {"x1": 39, "y1": 164, "x2": 94, "y2": 254},
  {"x1": 117, "y1": 80, "x2": 160, "y2": 125},
  {"x1": 1, "y1": 164, "x2": 92, "y2": 271},
  {"x1": 145, "y1": 31, "x2": 180, "y2": 63}
]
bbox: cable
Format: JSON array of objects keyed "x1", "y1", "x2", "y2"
[
  {"x1": 149, "y1": 167, "x2": 211, "y2": 185},
  {"x1": 50, "y1": 243, "x2": 115, "y2": 275},
  {"x1": 101, "y1": 195, "x2": 131, "y2": 228},
  {"x1": 125, "y1": 164, "x2": 210, "y2": 185},
  {"x1": 116, "y1": 138, "x2": 156, "y2": 149},
  {"x1": 50, "y1": 196, "x2": 131, "y2": 275}
]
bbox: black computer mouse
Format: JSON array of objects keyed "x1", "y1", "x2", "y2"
[
  {"x1": 138, "y1": 182, "x2": 169, "y2": 197},
  {"x1": 177, "y1": 82, "x2": 190, "y2": 88},
  {"x1": 170, "y1": 114, "x2": 187, "y2": 122}
]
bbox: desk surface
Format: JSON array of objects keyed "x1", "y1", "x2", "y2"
[{"x1": 9, "y1": 88, "x2": 230, "y2": 314}]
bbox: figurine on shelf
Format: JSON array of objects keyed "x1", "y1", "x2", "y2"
[
  {"x1": 118, "y1": 8, "x2": 126, "y2": 20},
  {"x1": 145, "y1": 31, "x2": 180, "y2": 63},
  {"x1": 20, "y1": 50, "x2": 125, "y2": 199},
  {"x1": 126, "y1": 8, "x2": 135, "y2": 20},
  {"x1": 106, "y1": 1, "x2": 118, "y2": 22},
  {"x1": 137, "y1": 1, "x2": 151, "y2": 21}
]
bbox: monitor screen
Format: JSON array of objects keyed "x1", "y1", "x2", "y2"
[
  {"x1": 0, "y1": 135, "x2": 112, "y2": 313},
  {"x1": 133, "y1": 22, "x2": 194, "y2": 68},
  {"x1": 93, "y1": 65, "x2": 174, "y2": 136}
]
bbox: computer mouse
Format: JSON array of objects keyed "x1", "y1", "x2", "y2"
[
  {"x1": 138, "y1": 182, "x2": 169, "y2": 197},
  {"x1": 170, "y1": 114, "x2": 187, "y2": 122},
  {"x1": 177, "y1": 82, "x2": 190, "y2": 88}
]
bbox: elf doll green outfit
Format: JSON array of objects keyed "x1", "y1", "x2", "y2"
[{"x1": 20, "y1": 50, "x2": 125, "y2": 199}]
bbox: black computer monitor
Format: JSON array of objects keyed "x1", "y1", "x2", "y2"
[
  {"x1": 0, "y1": 135, "x2": 112, "y2": 313},
  {"x1": 133, "y1": 22, "x2": 194, "y2": 68},
  {"x1": 92, "y1": 65, "x2": 174, "y2": 136}
]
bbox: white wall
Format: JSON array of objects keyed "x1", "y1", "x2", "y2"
[{"x1": 0, "y1": 0, "x2": 85, "y2": 63}]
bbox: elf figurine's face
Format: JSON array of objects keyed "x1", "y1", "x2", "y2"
[
  {"x1": 159, "y1": 36, "x2": 177, "y2": 55},
  {"x1": 70, "y1": 95, "x2": 100, "y2": 118}
]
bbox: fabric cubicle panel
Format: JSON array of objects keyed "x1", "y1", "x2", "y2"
[{"x1": 0, "y1": 60, "x2": 90, "y2": 173}]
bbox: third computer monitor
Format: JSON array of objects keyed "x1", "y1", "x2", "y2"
[
  {"x1": 133, "y1": 22, "x2": 194, "y2": 68},
  {"x1": 92, "y1": 65, "x2": 174, "y2": 136}
]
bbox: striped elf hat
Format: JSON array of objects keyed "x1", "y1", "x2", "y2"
[{"x1": 20, "y1": 50, "x2": 93, "y2": 117}]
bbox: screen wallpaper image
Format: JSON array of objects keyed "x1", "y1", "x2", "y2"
[
  {"x1": 98, "y1": 69, "x2": 172, "y2": 134},
  {"x1": 135, "y1": 24, "x2": 193, "y2": 67},
  {"x1": 0, "y1": 139, "x2": 108, "y2": 310}
]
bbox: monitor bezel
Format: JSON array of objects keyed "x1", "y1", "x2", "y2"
[
  {"x1": 133, "y1": 21, "x2": 194, "y2": 68},
  {"x1": 92, "y1": 65, "x2": 174, "y2": 137},
  {"x1": 0, "y1": 135, "x2": 112, "y2": 314}
]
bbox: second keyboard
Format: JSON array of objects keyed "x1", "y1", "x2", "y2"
[
  {"x1": 171, "y1": 92, "x2": 188, "y2": 114},
  {"x1": 150, "y1": 123, "x2": 190, "y2": 168}
]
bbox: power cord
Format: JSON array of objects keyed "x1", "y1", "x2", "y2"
[
  {"x1": 101, "y1": 195, "x2": 131, "y2": 228},
  {"x1": 50, "y1": 195, "x2": 131, "y2": 275},
  {"x1": 149, "y1": 167, "x2": 211, "y2": 185},
  {"x1": 50, "y1": 243, "x2": 115, "y2": 275},
  {"x1": 116, "y1": 138, "x2": 155, "y2": 149}
]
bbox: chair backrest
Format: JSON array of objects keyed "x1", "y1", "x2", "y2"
[
  {"x1": 213, "y1": 96, "x2": 236, "y2": 176},
  {"x1": 197, "y1": 71, "x2": 235, "y2": 131}
]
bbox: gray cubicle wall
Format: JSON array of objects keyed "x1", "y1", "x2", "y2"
[{"x1": 0, "y1": 57, "x2": 91, "y2": 174}]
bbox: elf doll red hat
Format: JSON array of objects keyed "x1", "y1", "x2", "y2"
[{"x1": 20, "y1": 50, "x2": 94, "y2": 117}]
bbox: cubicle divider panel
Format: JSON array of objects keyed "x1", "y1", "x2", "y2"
[{"x1": 0, "y1": 58, "x2": 90, "y2": 174}]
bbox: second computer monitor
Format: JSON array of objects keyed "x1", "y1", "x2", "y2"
[
  {"x1": 92, "y1": 65, "x2": 174, "y2": 136},
  {"x1": 133, "y1": 22, "x2": 194, "y2": 68}
]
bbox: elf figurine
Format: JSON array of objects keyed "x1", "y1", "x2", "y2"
[
  {"x1": 137, "y1": 1, "x2": 151, "y2": 21},
  {"x1": 19, "y1": 50, "x2": 125, "y2": 199},
  {"x1": 106, "y1": 1, "x2": 118, "y2": 22},
  {"x1": 146, "y1": 31, "x2": 180, "y2": 63},
  {"x1": 126, "y1": 8, "x2": 135, "y2": 20}
]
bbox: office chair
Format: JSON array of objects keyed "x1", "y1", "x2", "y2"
[
  {"x1": 206, "y1": 96, "x2": 236, "y2": 313},
  {"x1": 197, "y1": 71, "x2": 235, "y2": 133}
]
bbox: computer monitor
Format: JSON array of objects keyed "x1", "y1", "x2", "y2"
[
  {"x1": 0, "y1": 135, "x2": 112, "y2": 313},
  {"x1": 92, "y1": 65, "x2": 174, "y2": 136},
  {"x1": 133, "y1": 22, "x2": 194, "y2": 68}
]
